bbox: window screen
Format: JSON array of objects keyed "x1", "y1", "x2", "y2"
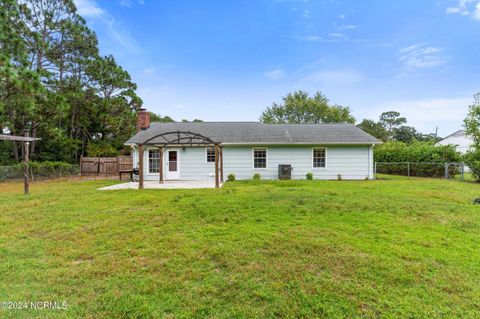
[
  {"x1": 253, "y1": 148, "x2": 267, "y2": 168},
  {"x1": 149, "y1": 149, "x2": 160, "y2": 173},
  {"x1": 313, "y1": 148, "x2": 326, "y2": 168},
  {"x1": 206, "y1": 148, "x2": 215, "y2": 162}
]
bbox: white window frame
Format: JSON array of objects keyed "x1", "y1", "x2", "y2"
[
  {"x1": 148, "y1": 148, "x2": 160, "y2": 174},
  {"x1": 205, "y1": 147, "x2": 216, "y2": 163},
  {"x1": 312, "y1": 147, "x2": 327, "y2": 169},
  {"x1": 252, "y1": 147, "x2": 268, "y2": 169}
]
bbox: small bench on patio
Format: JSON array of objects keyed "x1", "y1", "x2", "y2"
[{"x1": 119, "y1": 169, "x2": 134, "y2": 181}]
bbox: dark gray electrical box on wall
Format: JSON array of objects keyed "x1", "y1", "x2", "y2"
[{"x1": 278, "y1": 164, "x2": 292, "y2": 180}]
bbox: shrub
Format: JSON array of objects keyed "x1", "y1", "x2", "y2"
[
  {"x1": 86, "y1": 142, "x2": 119, "y2": 157},
  {"x1": 337, "y1": 174, "x2": 342, "y2": 181},
  {"x1": 306, "y1": 172, "x2": 313, "y2": 180},
  {"x1": 253, "y1": 173, "x2": 261, "y2": 180},
  {"x1": 464, "y1": 150, "x2": 480, "y2": 182},
  {"x1": 374, "y1": 141, "x2": 461, "y2": 177},
  {"x1": 227, "y1": 173, "x2": 236, "y2": 182}
]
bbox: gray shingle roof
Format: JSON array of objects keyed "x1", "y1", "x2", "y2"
[
  {"x1": 439, "y1": 130, "x2": 465, "y2": 141},
  {"x1": 125, "y1": 122, "x2": 381, "y2": 145}
]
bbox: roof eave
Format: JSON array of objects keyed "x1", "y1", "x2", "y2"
[
  {"x1": 125, "y1": 141, "x2": 382, "y2": 146},
  {"x1": 215, "y1": 141, "x2": 382, "y2": 145}
]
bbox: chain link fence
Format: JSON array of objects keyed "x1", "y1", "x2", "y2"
[
  {"x1": 374, "y1": 162, "x2": 468, "y2": 180},
  {"x1": 0, "y1": 163, "x2": 80, "y2": 182}
]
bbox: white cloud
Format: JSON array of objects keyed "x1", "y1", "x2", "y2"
[
  {"x1": 264, "y1": 69, "x2": 286, "y2": 80},
  {"x1": 337, "y1": 24, "x2": 358, "y2": 30},
  {"x1": 119, "y1": 0, "x2": 133, "y2": 7},
  {"x1": 295, "y1": 32, "x2": 348, "y2": 43},
  {"x1": 295, "y1": 20, "x2": 358, "y2": 43},
  {"x1": 398, "y1": 44, "x2": 448, "y2": 75},
  {"x1": 306, "y1": 69, "x2": 364, "y2": 84},
  {"x1": 446, "y1": 0, "x2": 480, "y2": 20},
  {"x1": 328, "y1": 32, "x2": 346, "y2": 39},
  {"x1": 74, "y1": 0, "x2": 142, "y2": 54},
  {"x1": 104, "y1": 18, "x2": 142, "y2": 54},
  {"x1": 74, "y1": 0, "x2": 104, "y2": 18},
  {"x1": 295, "y1": 34, "x2": 323, "y2": 42},
  {"x1": 294, "y1": 59, "x2": 364, "y2": 85},
  {"x1": 297, "y1": 67, "x2": 364, "y2": 85},
  {"x1": 119, "y1": 0, "x2": 145, "y2": 7}
]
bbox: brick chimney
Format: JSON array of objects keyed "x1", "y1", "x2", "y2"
[{"x1": 136, "y1": 108, "x2": 150, "y2": 132}]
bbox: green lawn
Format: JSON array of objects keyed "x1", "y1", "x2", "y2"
[{"x1": 1, "y1": 177, "x2": 480, "y2": 318}]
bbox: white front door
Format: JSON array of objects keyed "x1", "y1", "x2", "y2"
[{"x1": 166, "y1": 150, "x2": 180, "y2": 180}]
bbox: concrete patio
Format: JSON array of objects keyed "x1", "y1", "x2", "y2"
[{"x1": 98, "y1": 180, "x2": 222, "y2": 190}]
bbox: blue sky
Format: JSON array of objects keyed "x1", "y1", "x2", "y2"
[{"x1": 74, "y1": 0, "x2": 480, "y2": 136}]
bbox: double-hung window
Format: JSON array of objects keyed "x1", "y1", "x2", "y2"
[
  {"x1": 313, "y1": 148, "x2": 326, "y2": 168},
  {"x1": 253, "y1": 148, "x2": 267, "y2": 169},
  {"x1": 148, "y1": 149, "x2": 160, "y2": 173},
  {"x1": 206, "y1": 148, "x2": 215, "y2": 163}
]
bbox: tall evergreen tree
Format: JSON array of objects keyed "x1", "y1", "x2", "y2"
[{"x1": 0, "y1": 0, "x2": 144, "y2": 163}]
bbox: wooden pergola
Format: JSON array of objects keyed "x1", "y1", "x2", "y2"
[
  {"x1": 135, "y1": 131, "x2": 223, "y2": 189},
  {"x1": 0, "y1": 134, "x2": 41, "y2": 195}
]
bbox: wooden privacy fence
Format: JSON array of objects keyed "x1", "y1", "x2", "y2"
[{"x1": 80, "y1": 156, "x2": 132, "y2": 176}]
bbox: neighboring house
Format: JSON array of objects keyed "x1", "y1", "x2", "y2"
[
  {"x1": 125, "y1": 110, "x2": 381, "y2": 185},
  {"x1": 436, "y1": 130, "x2": 473, "y2": 154}
]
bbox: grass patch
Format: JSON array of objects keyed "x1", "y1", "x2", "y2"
[{"x1": 1, "y1": 177, "x2": 480, "y2": 318}]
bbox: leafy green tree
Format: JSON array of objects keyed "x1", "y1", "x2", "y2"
[
  {"x1": 464, "y1": 93, "x2": 480, "y2": 147},
  {"x1": 0, "y1": 0, "x2": 177, "y2": 164},
  {"x1": 0, "y1": 0, "x2": 43, "y2": 162},
  {"x1": 17, "y1": 0, "x2": 81, "y2": 152},
  {"x1": 358, "y1": 111, "x2": 436, "y2": 143},
  {"x1": 463, "y1": 149, "x2": 480, "y2": 182},
  {"x1": 393, "y1": 125, "x2": 422, "y2": 143},
  {"x1": 379, "y1": 111, "x2": 407, "y2": 140},
  {"x1": 417, "y1": 133, "x2": 440, "y2": 143},
  {"x1": 86, "y1": 55, "x2": 142, "y2": 152},
  {"x1": 463, "y1": 93, "x2": 480, "y2": 182},
  {"x1": 357, "y1": 119, "x2": 388, "y2": 141},
  {"x1": 149, "y1": 113, "x2": 175, "y2": 123},
  {"x1": 260, "y1": 90, "x2": 355, "y2": 124}
]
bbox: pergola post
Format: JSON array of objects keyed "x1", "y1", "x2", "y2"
[
  {"x1": 214, "y1": 144, "x2": 220, "y2": 189},
  {"x1": 220, "y1": 146, "x2": 224, "y2": 183},
  {"x1": 159, "y1": 147, "x2": 164, "y2": 184},
  {"x1": 138, "y1": 144, "x2": 144, "y2": 189},
  {"x1": 23, "y1": 141, "x2": 30, "y2": 195},
  {"x1": 0, "y1": 134, "x2": 40, "y2": 195}
]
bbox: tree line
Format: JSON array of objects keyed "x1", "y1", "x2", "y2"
[
  {"x1": 259, "y1": 90, "x2": 438, "y2": 143},
  {"x1": 0, "y1": 0, "x2": 467, "y2": 170},
  {"x1": 0, "y1": 0, "x2": 143, "y2": 165}
]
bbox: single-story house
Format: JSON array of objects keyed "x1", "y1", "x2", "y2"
[
  {"x1": 436, "y1": 130, "x2": 473, "y2": 154},
  {"x1": 125, "y1": 110, "x2": 381, "y2": 188}
]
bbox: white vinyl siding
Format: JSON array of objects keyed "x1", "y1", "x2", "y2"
[
  {"x1": 223, "y1": 145, "x2": 370, "y2": 180},
  {"x1": 133, "y1": 145, "x2": 372, "y2": 181}
]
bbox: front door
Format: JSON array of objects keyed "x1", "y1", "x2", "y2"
[{"x1": 166, "y1": 150, "x2": 180, "y2": 179}]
